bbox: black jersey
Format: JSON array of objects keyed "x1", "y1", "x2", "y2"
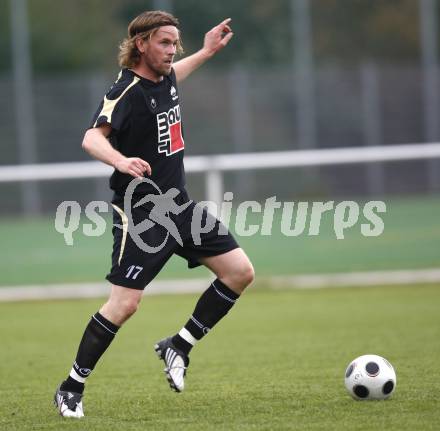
[{"x1": 90, "y1": 68, "x2": 186, "y2": 197}]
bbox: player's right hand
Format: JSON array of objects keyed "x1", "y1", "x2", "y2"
[
  {"x1": 202, "y1": 18, "x2": 234, "y2": 57},
  {"x1": 114, "y1": 157, "x2": 152, "y2": 178}
]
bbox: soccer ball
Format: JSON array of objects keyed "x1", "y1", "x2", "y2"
[{"x1": 344, "y1": 354, "x2": 396, "y2": 400}]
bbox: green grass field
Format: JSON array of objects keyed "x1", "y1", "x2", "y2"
[
  {"x1": 1, "y1": 283, "x2": 439, "y2": 430},
  {"x1": 1, "y1": 195, "x2": 439, "y2": 286}
]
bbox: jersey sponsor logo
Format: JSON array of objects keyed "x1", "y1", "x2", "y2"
[{"x1": 157, "y1": 104, "x2": 185, "y2": 156}]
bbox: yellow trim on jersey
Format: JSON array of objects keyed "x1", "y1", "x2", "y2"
[
  {"x1": 112, "y1": 204, "x2": 129, "y2": 266},
  {"x1": 93, "y1": 75, "x2": 140, "y2": 127}
]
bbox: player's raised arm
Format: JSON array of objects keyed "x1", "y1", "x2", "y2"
[
  {"x1": 173, "y1": 18, "x2": 234, "y2": 83},
  {"x1": 82, "y1": 125, "x2": 151, "y2": 178}
]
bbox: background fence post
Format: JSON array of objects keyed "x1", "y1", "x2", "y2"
[{"x1": 10, "y1": 0, "x2": 41, "y2": 215}]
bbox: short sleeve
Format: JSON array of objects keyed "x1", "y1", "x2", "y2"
[
  {"x1": 89, "y1": 72, "x2": 140, "y2": 132},
  {"x1": 89, "y1": 86, "x2": 132, "y2": 132}
]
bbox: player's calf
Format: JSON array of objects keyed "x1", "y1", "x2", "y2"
[{"x1": 155, "y1": 277, "x2": 244, "y2": 392}]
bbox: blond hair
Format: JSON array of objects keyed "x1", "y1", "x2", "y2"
[{"x1": 118, "y1": 10, "x2": 183, "y2": 68}]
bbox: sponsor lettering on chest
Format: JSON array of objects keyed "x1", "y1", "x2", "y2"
[{"x1": 156, "y1": 104, "x2": 185, "y2": 156}]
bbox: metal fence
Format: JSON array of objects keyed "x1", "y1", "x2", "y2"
[
  {"x1": 1, "y1": 0, "x2": 440, "y2": 215},
  {"x1": 1, "y1": 64, "x2": 440, "y2": 215}
]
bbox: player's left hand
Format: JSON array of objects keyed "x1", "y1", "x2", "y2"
[{"x1": 202, "y1": 18, "x2": 234, "y2": 57}]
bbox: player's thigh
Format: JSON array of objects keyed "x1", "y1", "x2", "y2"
[
  {"x1": 199, "y1": 248, "x2": 255, "y2": 292},
  {"x1": 107, "y1": 198, "x2": 175, "y2": 289}
]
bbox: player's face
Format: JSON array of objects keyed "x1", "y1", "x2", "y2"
[{"x1": 141, "y1": 26, "x2": 179, "y2": 79}]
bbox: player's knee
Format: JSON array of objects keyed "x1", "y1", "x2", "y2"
[
  {"x1": 226, "y1": 261, "x2": 254, "y2": 292},
  {"x1": 119, "y1": 297, "x2": 140, "y2": 319},
  {"x1": 240, "y1": 261, "x2": 255, "y2": 288}
]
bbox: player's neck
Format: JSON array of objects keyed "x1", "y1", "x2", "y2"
[{"x1": 131, "y1": 64, "x2": 164, "y2": 83}]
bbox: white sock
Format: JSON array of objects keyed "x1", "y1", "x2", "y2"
[
  {"x1": 69, "y1": 367, "x2": 86, "y2": 383},
  {"x1": 178, "y1": 327, "x2": 197, "y2": 346}
]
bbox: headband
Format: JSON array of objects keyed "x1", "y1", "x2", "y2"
[{"x1": 131, "y1": 21, "x2": 179, "y2": 38}]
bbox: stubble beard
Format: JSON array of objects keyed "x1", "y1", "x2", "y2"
[{"x1": 145, "y1": 59, "x2": 172, "y2": 78}]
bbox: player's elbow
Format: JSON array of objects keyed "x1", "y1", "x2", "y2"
[
  {"x1": 82, "y1": 124, "x2": 111, "y2": 153},
  {"x1": 82, "y1": 129, "x2": 95, "y2": 154},
  {"x1": 82, "y1": 131, "x2": 90, "y2": 152}
]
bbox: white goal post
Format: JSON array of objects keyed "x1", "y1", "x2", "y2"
[{"x1": 1, "y1": 142, "x2": 440, "y2": 204}]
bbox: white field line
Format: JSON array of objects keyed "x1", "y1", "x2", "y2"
[
  {"x1": 0, "y1": 268, "x2": 439, "y2": 302},
  {"x1": 0, "y1": 279, "x2": 211, "y2": 302},
  {"x1": 268, "y1": 268, "x2": 440, "y2": 289}
]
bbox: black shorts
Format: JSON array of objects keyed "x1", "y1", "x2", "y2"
[{"x1": 106, "y1": 192, "x2": 239, "y2": 289}]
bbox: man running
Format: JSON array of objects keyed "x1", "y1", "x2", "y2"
[{"x1": 54, "y1": 10, "x2": 254, "y2": 418}]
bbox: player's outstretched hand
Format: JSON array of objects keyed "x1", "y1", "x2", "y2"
[
  {"x1": 202, "y1": 18, "x2": 234, "y2": 57},
  {"x1": 115, "y1": 157, "x2": 152, "y2": 178}
]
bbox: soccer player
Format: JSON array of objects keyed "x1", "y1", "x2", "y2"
[{"x1": 54, "y1": 10, "x2": 254, "y2": 418}]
